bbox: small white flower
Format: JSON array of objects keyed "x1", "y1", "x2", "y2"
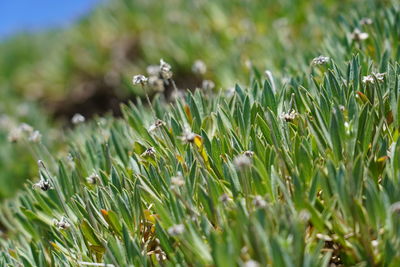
[
  {"x1": 312, "y1": 55, "x2": 330, "y2": 65},
  {"x1": 179, "y1": 128, "x2": 198, "y2": 143},
  {"x1": 171, "y1": 172, "x2": 185, "y2": 187},
  {"x1": 7, "y1": 127, "x2": 23, "y2": 143},
  {"x1": 192, "y1": 60, "x2": 207, "y2": 75},
  {"x1": 373, "y1": 72, "x2": 385, "y2": 81},
  {"x1": 371, "y1": 240, "x2": 379, "y2": 247},
  {"x1": 32, "y1": 178, "x2": 52, "y2": 191},
  {"x1": 86, "y1": 172, "x2": 99, "y2": 184},
  {"x1": 202, "y1": 80, "x2": 215, "y2": 90},
  {"x1": 351, "y1": 28, "x2": 369, "y2": 41},
  {"x1": 28, "y1": 130, "x2": 42, "y2": 143},
  {"x1": 243, "y1": 150, "x2": 254, "y2": 158},
  {"x1": 298, "y1": 210, "x2": 311, "y2": 222},
  {"x1": 132, "y1": 74, "x2": 148, "y2": 85},
  {"x1": 233, "y1": 154, "x2": 252, "y2": 169},
  {"x1": 160, "y1": 59, "x2": 173, "y2": 79},
  {"x1": 360, "y1": 18, "x2": 373, "y2": 25},
  {"x1": 362, "y1": 75, "x2": 374, "y2": 84},
  {"x1": 147, "y1": 65, "x2": 161, "y2": 76},
  {"x1": 18, "y1": 123, "x2": 34, "y2": 133},
  {"x1": 148, "y1": 76, "x2": 165, "y2": 92},
  {"x1": 280, "y1": 110, "x2": 298, "y2": 122},
  {"x1": 148, "y1": 119, "x2": 165, "y2": 132},
  {"x1": 252, "y1": 195, "x2": 267, "y2": 208},
  {"x1": 53, "y1": 217, "x2": 71, "y2": 230},
  {"x1": 167, "y1": 224, "x2": 185, "y2": 236},
  {"x1": 169, "y1": 89, "x2": 185, "y2": 100},
  {"x1": 71, "y1": 114, "x2": 85, "y2": 124},
  {"x1": 362, "y1": 72, "x2": 385, "y2": 84},
  {"x1": 141, "y1": 147, "x2": 156, "y2": 157},
  {"x1": 219, "y1": 193, "x2": 231, "y2": 203}
]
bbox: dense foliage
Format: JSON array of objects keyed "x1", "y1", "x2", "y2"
[{"x1": 1, "y1": 0, "x2": 400, "y2": 266}]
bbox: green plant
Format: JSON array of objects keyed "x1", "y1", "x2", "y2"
[{"x1": 1, "y1": 0, "x2": 400, "y2": 266}]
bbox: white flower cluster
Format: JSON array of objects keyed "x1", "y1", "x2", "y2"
[
  {"x1": 8, "y1": 123, "x2": 42, "y2": 143},
  {"x1": 148, "y1": 119, "x2": 165, "y2": 132},
  {"x1": 362, "y1": 72, "x2": 385, "y2": 84},
  {"x1": 167, "y1": 224, "x2": 185, "y2": 236},
  {"x1": 192, "y1": 60, "x2": 207, "y2": 75},
  {"x1": 280, "y1": 110, "x2": 298, "y2": 122},
  {"x1": 350, "y1": 28, "x2": 369, "y2": 41},
  {"x1": 32, "y1": 177, "x2": 52, "y2": 191},
  {"x1": 71, "y1": 113, "x2": 85, "y2": 125},
  {"x1": 312, "y1": 55, "x2": 330, "y2": 65},
  {"x1": 133, "y1": 59, "x2": 174, "y2": 92},
  {"x1": 132, "y1": 74, "x2": 148, "y2": 85},
  {"x1": 141, "y1": 147, "x2": 156, "y2": 157},
  {"x1": 53, "y1": 217, "x2": 71, "y2": 230}
]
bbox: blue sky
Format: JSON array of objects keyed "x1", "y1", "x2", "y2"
[{"x1": 0, "y1": 0, "x2": 100, "y2": 39}]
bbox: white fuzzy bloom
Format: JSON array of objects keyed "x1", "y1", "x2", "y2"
[
  {"x1": 147, "y1": 65, "x2": 161, "y2": 76},
  {"x1": 86, "y1": 172, "x2": 100, "y2": 184},
  {"x1": 243, "y1": 150, "x2": 254, "y2": 157},
  {"x1": 351, "y1": 28, "x2": 369, "y2": 41},
  {"x1": 192, "y1": 60, "x2": 207, "y2": 75},
  {"x1": 141, "y1": 147, "x2": 156, "y2": 157},
  {"x1": 298, "y1": 210, "x2": 311, "y2": 222},
  {"x1": 171, "y1": 172, "x2": 185, "y2": 187},
  {"x1": 179, "y1": 128, "x2": 197, "y2": 143},
  {"x1": 312, "y1": 56, "x2": 330, "y2": 65},
  {"x1": 53, "y1": 217, "x2": 71, "y2": 230},
  {"x1": 132, "y1": 74, "x2": 148, "y2": 85},
  {"x1": 252, "y1": 195, "x2": 267, "y2": 208},
  {"x1": 148, "y1": 119, "x2": 165, "y2": 132},
  {"x1": 362, "y1": 75, "x2": 374, "y2": 84},
  {"x1": 233, "y1": 154, "x2": 252, "y2": 169},
  {"x1": 219, "y1": 193, "x2": 231, "y2": 203},
  {"x1": 280, "y1": 110, "x2": 298, "y2": 122},
  {"x1": 8, "y1": 123, "x2": 38, "y2": 143},
  {"x1": 202, "y1": 80, "x2": 215, "y2": 90},
  {"x1": 148, "y1": 76, "x2": 164, "y2": 92},
  {"x1": 28, "y1": 130, "x2": 42, "y2": 143},
  {"x1": 360, "y1": 18, "x2": 373, "y2": 25},
  {"x1": 167, "y1": 224, "x2": 185, "y2": 236},
  {"x1": 32, "y1": 178, "x2": 52, "y2": 191},
  {"x1": 7, "y1": 127, "x2": 23, "y2": 143},
  {"x1": 71, "y1": 114, "x2": 85, "y2": 124},
  {"x1": 160, "y1": 59, "x2": 173, "y2": 79},
  {"x1": 19, "y1": 123, "x2": 34, "y2": 133},
  {"x1": 362, "y1": 72, "x2": 385, "y2": 84}
]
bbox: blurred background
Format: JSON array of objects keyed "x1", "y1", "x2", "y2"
[{"x1": 0, "y1": 0, "x2": 387, "y2": 200}]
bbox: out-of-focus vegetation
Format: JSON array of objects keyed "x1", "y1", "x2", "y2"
[{"x1": 2, "y1": 0, "x2": 400, "y2": 265}]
